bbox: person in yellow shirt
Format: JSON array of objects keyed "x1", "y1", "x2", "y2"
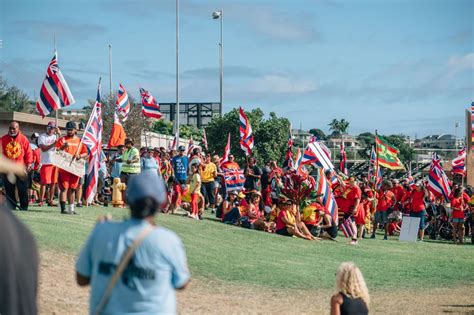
[
  {"x1": 201, "y1": 153, "x2": 217, "y2": 211},
  {"x1": 188, "y1": 163, "x2": 202, "y2": 220}
]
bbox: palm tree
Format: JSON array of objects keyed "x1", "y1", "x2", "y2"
[
  {"x1": 339, "y1": 119, "x2": 350, "y2": 134},
  {"x1": 328, "y1": 118, "x2": 341, "y2": 136}
]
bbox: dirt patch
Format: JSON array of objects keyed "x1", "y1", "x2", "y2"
[{"x1": 38, "y1": 250, "x2": 474, "y2": 314}]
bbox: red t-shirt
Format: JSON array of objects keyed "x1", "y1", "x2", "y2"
[
  {"x1": 450, "y1": 195, "x2": 469, "y2": 219},
  {"x1": 411, "y1": 190, "x2": 426, "y2": 212},
  {"x1": 376, "y1": 190, "x2": 395, "y2": 212},
  {"x1": 337, "y1": 185, "x2": 362, "y2": 213},
  {"x1": 392, "y1": 185, "x2": 405, "y2": 202},
  {"x1": 1, "y1": 132, "x2": 33, "y2": 165}
]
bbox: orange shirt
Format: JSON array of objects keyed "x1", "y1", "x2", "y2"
[
  {"x1": 56, "y1": 135, "x2": 87, "y2": 156},
  {"x1": 392, "y1": 185, "x2": 405, "y2": 202},
  {"x1": 1, "y1": 132, "x2": 33, "y2": 165},
  {"x1": 410, "y1": 190, "x2": 426, "y2": 212}
]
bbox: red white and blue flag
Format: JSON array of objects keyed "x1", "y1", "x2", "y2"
[
  {"x1": 451, "y1": 147, "x2": 466, "y2": 176},
  {"x1": 187, "y1": 137, "x2": 195, "y2": 156},
  {"x1": 116, "y1": 84, "x2": 131, "y2": 121},
  {"x1": 301, "y1": 141, "x2": 334, "y2": 171},
  {"x1": 427, "y1": 153, "x2": 451, "y2": 202},
  {"x1": 169, "y1": 132, "x2": 178, "y2": 151},
  {"x1": 220, "y1": 133, "x2": 231, "y2": 167},
  {"x1": 202, "y1": 128, "x2": 209, "y2": 152},
  {"x1": 315, "y1": 168, "x2": 338, "y2": 224},
  {"x1": 368, "y1": 147, "x2": 382, "y2": 190},
  {"x1": 239, "y1": 107, "x2": 254, "y2": 156},
  {"x1": 339, "y1": 141, "x2": 348, "y2": 175},
  {"x1": 83, "y1": 80, "x2": 103, "y2": 205},
  {"x1": 223, "y1": 168, "x2": 245, "y2": 192},
  {"x1": 36, "y1": 52, "x2": 75, "y2": 117},
  {"x1": 139, "y1": 87, "x2": 162, "y2": 119}
]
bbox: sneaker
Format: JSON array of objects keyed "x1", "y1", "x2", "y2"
[
  {"x1": 61, "y1": 210, "x2": 72, "y2": 215},
  {"x1": 70, "y1": 210, "x2": 79, "y2": 215},
  {"x1": 349, "y1": 240, "x2": 358, "y2": 245},
  {"x1": 211, "y1": 208, "x2": 216, "y2": 214},
  {"x1": 370, "y1": 234, "x2": 376, "y2": 239},
  {"x1": 383, "y1": 235, "x2": 388, "y2": 240},
  {"x1": 76, "y1": 203, "x2": 83, "y2": 208}
]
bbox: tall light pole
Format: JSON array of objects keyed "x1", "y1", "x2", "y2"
[
  {"x1": 108, "y1": 44, "x2": 113, "y2": 99},
  {"x1": 175, "y1": 0, "x2": 180, "y2": 139},
  {"x1": 212, "y1": 10, "x2": 223, "y2": 117}
]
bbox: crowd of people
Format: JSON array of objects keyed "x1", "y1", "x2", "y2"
[{"x1": 1, "y1": 120, "x2": 474, "y2": 245}]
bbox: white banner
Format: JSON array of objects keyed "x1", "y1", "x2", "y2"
[{"x1": 52, "y1": 150, "x2": 86, "y2": 177}]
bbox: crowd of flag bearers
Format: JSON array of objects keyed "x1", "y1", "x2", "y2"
[{"x1": 1, "y1": 51, "x2": 473, "y2": 246}]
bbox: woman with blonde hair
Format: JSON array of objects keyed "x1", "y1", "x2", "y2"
[{"x1": 331, "y1": 262, "x2": 369, "y2": 315}]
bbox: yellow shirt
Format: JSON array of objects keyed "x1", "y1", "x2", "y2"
[
  {"x1": 201, "y1": 162, "x2": 217, "y2": 183},
  {"x1": 302, "y1": 205, "x2": 318, "y2": 224},
  {"x1": 189, "y1": 173, "x2": 201, "y2": 193}
]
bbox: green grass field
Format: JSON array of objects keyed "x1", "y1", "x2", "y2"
[{"x1": 17, "y1": 205, "x2": 473, "y2": 291}]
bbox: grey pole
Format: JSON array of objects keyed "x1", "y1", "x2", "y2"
[
  {"x1": 108, "y1": 44, "x2": 113, "y2": 100},
  {"x1": 219, "y1": 10, "x2": 223, "y2": 117},
  {"x1": 213, "y1": 10, "x2": 223, "y2": 117},
  {"x1": 175, "y1": 0, "x2": 180, "y2": 140}
]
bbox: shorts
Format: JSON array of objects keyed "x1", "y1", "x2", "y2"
[
  {"x1": 452, "y1": 218, "x2": 465, "y2": 223},
  {"x1": 374, "y1": 211, "x2": 389, "y2": 225},
  {"x1": 40, "y1": 165, "x2": 58, "y2": 185},
  {"x1": 58, "y1": 170, "x2": 80, "y2": 190},
  {"x1": 120, "y1": 172, "x2": 138, "y2": 184},
  {"x1": 276, "y1": 228, "x2": 291, "y2": 236},
  {"x1": 410, "y1": 210, "x2": 426, "y2": 229}
]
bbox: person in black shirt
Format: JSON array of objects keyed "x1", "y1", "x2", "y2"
[
  {"x1": 244, "y1": 156, "x2": 261, "y2": 191},
  {"x1": 330, "y1": 262, "x2": 369, "y2": 315}
]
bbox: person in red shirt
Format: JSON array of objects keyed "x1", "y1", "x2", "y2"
[
  {"x1": 391, "y1": 179, "x2": 405, "y2": 210},
  {"x1": 410, "y1": 181, "x2": 429, "y2": 241},
  {"x1": 1, "y1": 121, "x2": 33, "y2": 210},
  {"x1": 449, "y1": 187, "x2": 469, "y2": 244},
  {"x1": 338, "y1": 177, "x2": 361, "y2": 245},
  {"x1": 55, "y1": 121, "x2": 88, "y2": 214},
  {"x1": 371, "y1": 181, "x2": 395, "y2": 240}
]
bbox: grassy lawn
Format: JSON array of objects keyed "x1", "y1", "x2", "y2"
[{"x1": 16, "y1": 205, "x2": 473, "y2": 291}]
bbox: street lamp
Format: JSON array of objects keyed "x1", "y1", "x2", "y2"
[
  {"x1": 175, "y1": 0, "x2": 180, "y2": 139},
  {"x1": 212, "y1": 10, "x2": 223, "y2": 117}
]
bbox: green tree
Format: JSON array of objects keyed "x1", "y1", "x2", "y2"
[
  {"x1": 0, "y1": 76, "x2": 32, "y2": 112},
  {"x1": 384, "y1": 134, "x2": 415, "y2": 165},
  {"x1": 309, "y1": 128, "x2": 326, "y2": 141},
  {"x1": 205, "y1": 108, "x2": 289, "y2": 165},
  {"x1": 328, "y1": 118, "x2": 350, "y2": 136},
  {"x1": 152, "y1": 120, "x2": 173, "y2": 135}
]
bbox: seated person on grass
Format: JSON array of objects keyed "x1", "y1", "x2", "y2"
[
  {"x1": 181, "y1": 185, "x2": 205, "y2": 217},
  {"x1": 220, "y1": 190, "x2": 241, "y2": 224},
  {"x1": 302, "y1": 201, "x2": 325, "y2": 236},
  {"x1": 240, "y1": 191, "x2": 265, "y2": 229},
  {"x1": 316, "y1": 209, "x2": 338, "y2": 240},
  {"x1": 275, "y1": 196, "x2": 316, "y2": 240}
]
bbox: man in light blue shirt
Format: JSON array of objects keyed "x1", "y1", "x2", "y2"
[{"x1": 75, "y1": 170, "x2": 190, "y2": 314}]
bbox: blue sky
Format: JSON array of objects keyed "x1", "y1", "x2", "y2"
[{"x1": 1, "y1": 0, "x2": 472, "y2": 138}]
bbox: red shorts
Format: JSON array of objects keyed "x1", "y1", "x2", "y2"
[
  {"x1": 40, "y1": 165, "x2": 58, "y2": 185},
  {"x1": 58, "y1": 170, "x2": 81, "y2": 190}
]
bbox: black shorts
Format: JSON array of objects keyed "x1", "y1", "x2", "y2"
[{"x1": 276, "y1": 228, "x2": 291, "y2": 236}]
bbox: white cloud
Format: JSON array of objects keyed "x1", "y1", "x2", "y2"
[
  {"x1": 447, "y1": 52, "x2": 474, "y2": 77},
  {"x1": 250, "y1": 74, "x2": 318, "y2": 94}
]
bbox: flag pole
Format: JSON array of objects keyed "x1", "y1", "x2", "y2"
[
  {"x1": 54, "y1": 35, "x2": 59, "y2": 127},
  {"x1": 108, "y1": 44, "x2": 113, "y2": 99}
]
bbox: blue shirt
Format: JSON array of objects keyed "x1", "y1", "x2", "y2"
[
  {"x1": 141, "y1": 157, "x2": 158, "y2": 172},
  {"x1": 171, "y1": 155, "x2": 188, "y2": 181},
  {"x1": 76, "y1": 219, "x2": 190, "y2": 315}
]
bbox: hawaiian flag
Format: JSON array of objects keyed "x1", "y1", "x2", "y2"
[
  {"x1": 116, "y1": 84, "x2": 131, "y2": 121},
  {"x1": 187, "y1": 137, "x2": 195, "y2": 156},
  {"x1": 220, "y1": 133, "x2": 231, "y2": 167},
  {"x1": 239, "y1": 107, "x2": 254, "y2": 156},
  {"x1": 451, "y1": 147, "x2": 466, "y2": 175},
  {"x1": 339, "y1": 141, "x2": 347, "y2": 175},
  {"x1": 223, "y1": 168, "x2": 246, "y2": 192},
  {"x1": 293, "y1": 148, "x2": 307, "y2": 176},
  {"x1": 202, "y1": 128, "x2": 209, "y2": 152},
  {"x1": 139, "y1": 87, "x2": 162, "y2": 119},
  {"x1": 368, "y1": 147, "x2": 382, "y2": 190},
  {"x1": 36, "y1": 52, "x2": 75, "y2": 117},
  {"x1": 427, "y1": 152, "x2": 451, "y2": 202},
  {"x1": 83, "y1": 80, "x2": 103, "y2": 205},
  {"x1": 301, "y1": 141, "x2": 334, "y2": 171},
  {"x1": 318, "y1": 141, "x2": 332, "y2": 159},
  {"x1": 169, "y1": 132, "x2": 178, "y2": 151},
  {"x1": 315, "y1": 168, "x2": 338, "y2": 224}
]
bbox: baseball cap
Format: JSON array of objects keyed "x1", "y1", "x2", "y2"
[
  {"x1": 126, "y1": 170, "x2": 167, "y2": 205},
  {"x1": 47, "y1": 121, "x2": 56, "y2": 128},
  {"x1": 178, "y1": 145, "x2": 186, "y2": 151}
]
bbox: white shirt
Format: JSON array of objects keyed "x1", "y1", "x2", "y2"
[{"x1": 37, "y1": 133, "x2": 57, "y2": 165}]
